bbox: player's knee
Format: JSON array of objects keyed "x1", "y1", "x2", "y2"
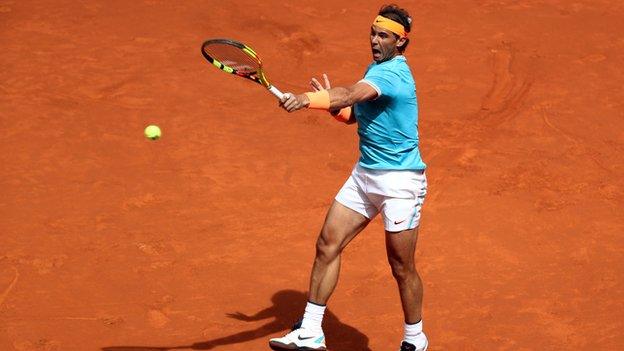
[
  {"x1": 389, "y1": 259, "x2": 416, "y2": 282},
  {"x1": 315, "y1": 232, "x2": 341, "y2": 262}
]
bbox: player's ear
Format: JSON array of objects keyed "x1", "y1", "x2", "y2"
[{"x1": 396, "y1": 37, "x2": 407, "y2": 50}]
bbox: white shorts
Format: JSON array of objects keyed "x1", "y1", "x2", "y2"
[{"x1": 335, "y1": 164, "x2": 427, "y2": 232}]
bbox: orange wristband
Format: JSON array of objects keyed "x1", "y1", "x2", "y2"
[
  {"x1": 304, "y1": 90, "x2": 331, "y2": 110},
  {"x1": 332, "y1": 106, "x2": 352, "y2": 123}
]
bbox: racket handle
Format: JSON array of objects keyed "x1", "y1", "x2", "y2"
[{"x1": 267, "y1": 85, "x2": 285, "y2": 100}]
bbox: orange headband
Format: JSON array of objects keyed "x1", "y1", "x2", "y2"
[{"x1": 373, "y1": 15, "x2": 407, "y2": 38}]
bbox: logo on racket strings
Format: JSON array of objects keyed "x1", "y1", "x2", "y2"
[{"x1": 221, "y1": 60, "x2": 254, "y2": 73}]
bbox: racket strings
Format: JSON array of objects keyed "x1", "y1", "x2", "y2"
[{"x1": 203, "y1": 43, "x2": 260, "y2": 75}]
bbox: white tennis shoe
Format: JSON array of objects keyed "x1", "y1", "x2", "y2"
[
  {"x1": 269, "y1": 327, "x2": 326, "y2": 350},
  {"x1": 400, "y1": 339, "x2": 428, "y2": 351}
]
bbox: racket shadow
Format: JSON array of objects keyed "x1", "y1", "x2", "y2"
[{"x1": 101, "y1": 289, "x2": 370, "y2": 351}]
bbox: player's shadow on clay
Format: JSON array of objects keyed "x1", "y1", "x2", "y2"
[{"x1": 101, "y1": 289, "x2": 371, "y2": 351}]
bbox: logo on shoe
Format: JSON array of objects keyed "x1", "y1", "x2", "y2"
[{"x1": 298, "y1": 335, "x2": 315, "y2": 341}]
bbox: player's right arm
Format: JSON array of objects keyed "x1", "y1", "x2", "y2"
[{"x1": 334, "y1": 108, "x2": 357, "y2": 125}]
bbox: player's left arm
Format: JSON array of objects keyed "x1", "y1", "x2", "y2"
[
  {"x1": 326, "y1": 82, "x2": 379, "y2": 109},
  {"x1": 306, "y1": 74, "x2": 368, "y2": 124},
  {"x1": 280, "y1": 82, "x2": 378, "y2": 113}
]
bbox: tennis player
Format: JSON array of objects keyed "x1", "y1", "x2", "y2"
[{"x1": 270, "y1": 4, "x2": 428, "y2": 351}]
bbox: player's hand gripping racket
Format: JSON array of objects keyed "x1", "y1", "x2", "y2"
[{"x1": 201, "y1": 39, "x2": 285, "y2": 100}]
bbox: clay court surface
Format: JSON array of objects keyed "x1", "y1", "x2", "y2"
[{"x1": 1, "y1": 0, "x2": 623, "y2": 350}]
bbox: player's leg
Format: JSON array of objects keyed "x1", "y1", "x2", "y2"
[
  {"x1": 308, "y1": 200, "x2": 370, "y2": 304},
  {"x1": 270, "y1": 169, "x2": 375, "y2": 351},
  {"x1": 386, "y1": 226, "x2": 423, "y2": 323},
  {"x1": 386, "y1": 226, "x2": 428, "y2": 351},
  {"x1": 269, "y1": 201, "x2": 370, "y2": 351},
  {"x1": 379, "y1": 168, "x2": 428, "y2": 351}
]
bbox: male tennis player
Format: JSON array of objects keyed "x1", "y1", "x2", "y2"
[{"x1": 270, "y1": 4, "x2": 428, "y2": 351}]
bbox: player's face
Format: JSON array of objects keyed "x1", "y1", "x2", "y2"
[{"x1": 370, "y1": 25, "x2": 404, "y2": 62}]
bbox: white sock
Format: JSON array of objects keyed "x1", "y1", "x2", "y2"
[
  {"x1": 404, "y1": 320, "x2": 427, "y2": 347},
  {"x1": 300, "y1": 301, "x2": 326, "y2": 334}
]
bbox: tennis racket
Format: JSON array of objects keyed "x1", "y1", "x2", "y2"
[{"x1": 201, "y1": 38, "x2": 285, "y2": 100}]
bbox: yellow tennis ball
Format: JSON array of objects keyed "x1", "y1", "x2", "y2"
[{"x1": 144, "y1": 125, "x2": 161, "y2": 140}]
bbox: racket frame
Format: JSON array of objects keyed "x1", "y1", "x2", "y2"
[{"x1": 201, "y1": 39, "x2": 284, "y2": 100}]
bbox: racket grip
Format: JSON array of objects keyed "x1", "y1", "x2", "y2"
[{"x1": 267, "y1": 85, "x2": 285, "y2": 100}]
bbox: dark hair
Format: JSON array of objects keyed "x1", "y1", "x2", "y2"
[{"x1": 378, "y1": 4, "x2": 412, "y2": 52}]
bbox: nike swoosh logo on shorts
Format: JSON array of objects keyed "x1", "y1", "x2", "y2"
[{"x1": 394, "y1": 219, "x2": 406, "y2": 225}]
